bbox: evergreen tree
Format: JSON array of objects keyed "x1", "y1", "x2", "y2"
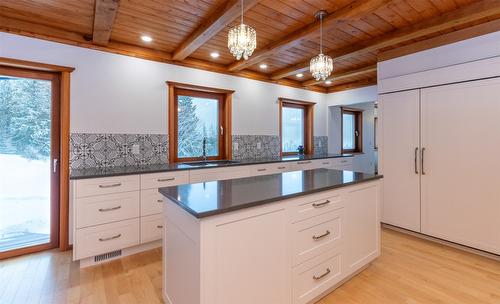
[{"x1": 177, "y1": 95, "x2": 203, "y2": 157}]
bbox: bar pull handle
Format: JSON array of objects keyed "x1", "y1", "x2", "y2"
[
  {"x1": 157, "y1": 199, "x2": 164, "y2": 203},
  {"x1": 99, "y1": 234, "x2": 122, "y2": 242},
  {"x1": 322, "y1": 162, "x2": 330, "y2": 165},
  {"x1": 98, "y1": 206, "x2": 122, "y2": 212},
  {"x1": 414, "y1": 147, "x2": 419, "y2": 174},
  {"x1": 312, "y1": 230, "x2": 331, "y2": 241},
  {"x1": 421, "y1": 147, "x2": 426, "y2": 175},
  {"x1": 157, "y1": 177, "x2": 175, "y2": 182},
  {"x1": 99, "y1": 183, "x2": 122, "y2": 188},
  {"x1": 312, "y1": 200, "x2": 331, "y2": 208},
  {"x1": 297, "y1": 161, "x2": 311, "y2": 164},
  {"x1": 277, "y1": 166, "x2": 286, "y2": 169},
  {"x1": 156, "y1": 225, "x2": 163, "y2": 229},
  {"x1": 257, "y1": 168, "x2": 267, "y2": 172},
  {"x1": 313, "y1": 268, "x2": 331, "y2": 281}
]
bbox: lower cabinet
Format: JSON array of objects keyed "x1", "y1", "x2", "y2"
[
  {"x1": 140, "y1": 213, "x2": 164, "y2": 243},
  {"x1": 163, "y1": 181, "x2": 381, "y2": 304}
]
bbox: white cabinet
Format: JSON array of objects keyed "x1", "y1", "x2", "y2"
[
  {"x1": 379, "y1": 77, "x2": 500, "y2": 255},
  {"x1": 189, "y1": 166, "x2": 251, "y2": 183},
  {"x1": 248, "y1": 162, "x2": 291, "y2": 176},
  {"x1": 420, "y1": 78, "x2": 500, "y2": 254},
  {"x1": 379, "y1": 90, "x2": 421, "y2": 232}
]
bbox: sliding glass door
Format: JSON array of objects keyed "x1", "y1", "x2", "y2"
[{"x1": 0, "y1": 66, "x2": 60, "y2": 259}]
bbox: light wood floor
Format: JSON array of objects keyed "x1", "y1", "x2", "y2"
[{"x1": 1, "y1": 228, "x2": 500, "y2": 304}]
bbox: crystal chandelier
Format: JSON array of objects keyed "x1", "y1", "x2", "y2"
[
  {"x1": 228, "y1": 0, "x2": 257, "y2": 60},
  {"x1": 310, "y1": 11, "x2": 333, "y2": 81}
]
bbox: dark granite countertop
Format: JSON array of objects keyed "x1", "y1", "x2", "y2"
[
  {"x1": 159, "y1": 168, "x2": 382, "y2": 218},
  {"x1": 69, "y1": 154, "x2": 354, "y2": 180}
]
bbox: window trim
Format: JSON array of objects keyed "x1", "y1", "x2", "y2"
[
  {"x1": 341, "y1": 107, "x2": 363, "y2": 154},
  {"x1": 167, "y1": 82, "x2": 233, "y2": 162},
  {"x1": 278, "y1": 98, "x2": 315, "y2": 156}
]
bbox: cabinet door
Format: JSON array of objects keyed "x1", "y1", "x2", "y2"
[
  {"x1": 421, "y1": 78, "x2": 500, "y2": 254},
  {"x1": 379, "y1": 90, "x2": 421, "y2": 232}
]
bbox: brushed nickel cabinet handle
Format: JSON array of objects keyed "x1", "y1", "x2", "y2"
[
  {"x1": 277, "y1": 166, "x2": 286, "y2": 169},
  {"x1": 312, "y1": 200, "x2": 331, "y2": 208},
  {"x1": 157, "y1": 177, "x2": 175, "y2": 182},
  {"x1": 313, "y1": 268, "x2": 331, "y2": 280},
  {"x1": 421, "y1": 147, "x2": 426, "y2": 175},
  {"x1": 297, "y1": 161, "x2": 311, "y2": 164},
  {"x1": 312, "y1": 230, "x2": 331, "y2": 241},
  {"x1": 157, "y1": 199, "x2": 164, "y2": 203},
  {"x1": 156, "y1": 225, "x2": 163, "y2": 229},
  {"x1": 99, "y1": 183, "x2": 122, "y2": 188},
  {"x1": 341, "y1": 160, "x2": 348, "y2": 163},
  {"x1": 414, "y1": 147, "x2": 419, "y2": 174},
  {"x1": 98, "y1": 206, "x2": 122, "y2": 212},
  {"x1": 99, "y1": 234, "x2": 122, "y2": 242},
  {"x1": 257, "y1": 168, "x2": 267, "y2": 172},
  {"x1": 322, "y1": 162, "x2": 330, "y2": 165}
]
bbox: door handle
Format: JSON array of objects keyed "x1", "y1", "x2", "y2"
[
  {"x1": 53, "y1": 159, "x2": 58, "y2": 173},
  {"x1": 421, "y1": 147, "x2": 426, "y2": 175},
  {"x1": 414, "y1": 147, "x2": 419, "y2": 174}
]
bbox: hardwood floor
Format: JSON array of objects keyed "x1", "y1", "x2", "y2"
[{"x1": 1, "y1": 228, "x2": 500, "y2": 304}]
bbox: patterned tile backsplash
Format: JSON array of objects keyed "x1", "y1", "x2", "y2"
[
  {"x1": 70, "y1": 133, "x2": 168, "y2": 170},
  {"x1": 70, "y1": 133, "x2": 328, "y2": 170},
  {"x1": 232, "y1": 135, "x2": 281, "y2": 159}
]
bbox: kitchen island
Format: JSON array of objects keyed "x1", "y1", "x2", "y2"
[{"x1": 159, "y1": 168, "x2": 382, "y2": 304}]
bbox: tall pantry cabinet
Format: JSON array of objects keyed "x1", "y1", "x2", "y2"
[{"x1": 379, "y1": 77, "x2": 500, "y2": 255}]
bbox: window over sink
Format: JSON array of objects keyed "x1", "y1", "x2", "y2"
[{"x1": 168, "y1": 82, "x2": 233, "y2": 162}]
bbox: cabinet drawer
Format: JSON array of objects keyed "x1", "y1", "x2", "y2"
[
  {"x1": 75, "y1": 191, "x2": 140, "y2": 228},
  {"x1": 290, "y1": 192, "x2": 343, "y2": 223},
  {"x1": 189, "y1": 166, "x2": 250, "y2": 183},
  {"x1": 74, "y1": 218, "x2": 140, "y2": 260},
  {"x1": 291, "y1": 160, "x2": 317, "y2": 171},
  {"x1": 75, "y1": 175, "x2": 140, "y2": 198},
  {"x1": 292, "y1": 209, "x2": 343, "y2": 266},
  {"x1": 140, "y1": 171, "x2": 189, "y2": 190},
  {"x1": 141, "y1": 188, "x2": 164, "y2": 216},
  {"x1": 330, "y1": 157, "x2": 353, "y2": 170},
  {"x1": 248, "y1": 163, "x2": 291, "y2": 176},
  {"x1": 292, "y1": 250, "x2": 343, "y2": 304},
  {"x1": 141, "y1": 213, "x2": 163, "y2": 243}
]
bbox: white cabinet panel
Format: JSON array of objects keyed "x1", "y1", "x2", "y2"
[
  {"x1": 141, "y1": 188, "x2": 165, "y2": 216},
  {"x1": 140, "y1": 213, "x2": 163, "y2": 243},
  {"x1": 189, "y1": 166, "x2": 251, "y2": 183},
  {"x1": 379, "y1": 90, "x2": 421, "y2": 232},
  {"x1": 140, "y1": 171, "x2": 189, "y2": 190},
  {"x1": 75, "y1": 175, "x2": 140, "y2": 198},
  {"x1": 421, "y1": 78, "x2": 500, "y2": 254}
]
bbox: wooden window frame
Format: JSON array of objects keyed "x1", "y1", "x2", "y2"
[
  {"x1": 167, "y1": 82, "x2": 233, "y2": 163},
  {"x1": 341, "y1": 107, "x2": 363, "y2": 154},
  {"x1": 278, "y1": 98, "x2": 315, "y2": 156},
  {"x1": 0, "y1": 58, "x2": 74, "y2": 258}
]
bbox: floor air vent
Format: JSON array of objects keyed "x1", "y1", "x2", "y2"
[{"x1": 94, "y1": 250, "x2": 122, "y2": 263}]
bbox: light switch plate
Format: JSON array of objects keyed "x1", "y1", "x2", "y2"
[
  {"x1": 132, "y1": 144, "x2": 140, "y2": 155},
  {"x1": 257, "y1": 142, "x2": 261, "y2": 149},
  {"x1": 234, "y1": 143, "x2": 239, "y2": 151}
]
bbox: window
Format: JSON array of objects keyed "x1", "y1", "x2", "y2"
[
  {"x1": 279, "y1": 98, "x2": 314, "y2": 155},
  {"x1": 168, "y1": 82, "x2": 232, "y2": 162},
  {"x1": 341, "y1": 107, "x2": 362, "y2": 153}
]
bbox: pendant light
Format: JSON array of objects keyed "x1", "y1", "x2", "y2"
[
  {"x1": 227, "y1": 0, "x2": 257, "y2": 60},
  {"x1": 310, "y1": 10, "x2": 334, "y2": 81}
]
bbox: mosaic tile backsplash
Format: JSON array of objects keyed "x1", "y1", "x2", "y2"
[
  {"x1": 70, "y1": 133, "x2": 168, "y2": 170},
  {"x1": 70, "y1": 133, "x2": 329, "y2": 170}
]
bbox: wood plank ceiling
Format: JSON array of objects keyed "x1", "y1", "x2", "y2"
[{"x1": 1, "y1": 0, "x2": 500, "y2": 93}]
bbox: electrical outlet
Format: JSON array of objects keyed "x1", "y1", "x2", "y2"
[
  {"x1": 132, "y1": 144, "x2": 140, "y2": 155},
  {"x1": 234, "y1": 143, "x2": 239, "y2": 151},
  {"x1": 318, "y1": 141, "x2": 322, "y2": 147},
  {"x1": 257, "y1": 142, "x2": 262, "y2": 149}
]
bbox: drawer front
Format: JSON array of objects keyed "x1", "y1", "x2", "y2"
[
  {"x1": 290, "y1": 193, "x2": 343, "y2": 223},
  {"x1": 141, "y1": 188, "x2": 164, "y2": 216},
  {"x1": 74, "y1": 218, "x2": 140, "y2": 260},
  {"x1": 292, "y1": 209, "x2": 344, "y2": 266},
  {"x1": 248, "y1": 163, "x2": 291, "y2": 176},
  {"x1": 293, "y1": 250, "x2": 343, "y2": 304},
  {"x1": 314, "y1": 159, "x2": 336, "y2": 168},
  {"x1": 75, "y1": 191, "x2": 140, "y2": 228},
  {"x1": 189, "y1": 166, "x2": 250, "y2": 183},
  {"x1": 140, "y1": 171, "x2": 189, "y2": 190},
  {"x1": 291, "y1": 160, "x2": 317, "y2": 171},
  {"x1": 330, "y1": 157, "x2": 353, "y2": 169},
  {"x1": 140, "y1": 213, "x2": 163, "y2": 243},
  {"x1": 75, "y1": 175, "x2": 140, "y2": 198}
]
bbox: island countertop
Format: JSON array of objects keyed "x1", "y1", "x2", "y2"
[{"x1": 158, "y1": 168, "x2": 382, "y2": 218}]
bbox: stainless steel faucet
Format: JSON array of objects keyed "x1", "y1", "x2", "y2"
[{"x1": 202, "y1": 137, "x2": 207, "y2": 162}]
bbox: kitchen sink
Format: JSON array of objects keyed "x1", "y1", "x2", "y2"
[{"x1": 181, "y1": 160, "x2": 240, "y2": 167}]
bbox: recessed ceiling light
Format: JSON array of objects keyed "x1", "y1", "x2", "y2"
[
  {"x1": 325, "y1": 80, "x2": 332, "y2": 85},
  {"x1": 259, "y1": 64, "x2": 268, "y2": 69},
  {"x1": 210, "y1": 52, "x2": 220, "y2": 58},
  {"x1": 141, "y1": 35, "x2": 153, "y2": 42},
  {"x1": 296, "y1": 73, "x2": 304, "y2": 78}
]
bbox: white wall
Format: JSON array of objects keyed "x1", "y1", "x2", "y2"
[{"x1": 0, "y1": 33, "x2": 327, "y2": 136}]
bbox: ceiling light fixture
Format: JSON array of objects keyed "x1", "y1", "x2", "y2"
[
  {"x1": 310, "y1": 10, "x2": 333, "y2": 81},
  {"x1": 141, "y1": 35, "x2": 153, "y2": 42},
  {"x1": 228, "y1": 0, "x2": 257, "y2": 60},
  {"x1": 296, "y1": 73, "x2": 304, "y2": 78},
  {"x1": 259, "y1": 64, "x2": 268, "y2": 69},
  {"x1": 210, "y1": 52, "x2": 220, "y2": 58}
]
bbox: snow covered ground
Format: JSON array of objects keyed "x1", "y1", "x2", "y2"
[{"x1": 0, "y1": 154, "x2": 50, "y2": 245}]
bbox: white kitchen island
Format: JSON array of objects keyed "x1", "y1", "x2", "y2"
[{"x1": 159, "y1": 169, "x2": 382, "y2": 304}]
